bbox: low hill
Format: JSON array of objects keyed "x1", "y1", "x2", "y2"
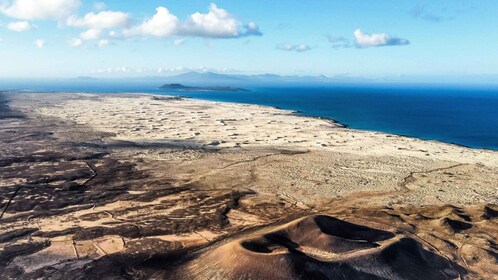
[{"x1": 160, "y1": 83, "x2": 249, "y2": 92}]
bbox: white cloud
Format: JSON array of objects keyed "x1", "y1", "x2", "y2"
[
  {"x1": 80, "y1": 28, "x2": 101, "y2": 40},
  {"x1": 123, "y1": 7, "x2": 179, "y2": 38},
  {"x1": 93, "y1": 65, "x2": 236, "y2": 75},
  {"x1": 7, "y1": 21, "x2": 33, "y2": 31},
  {"x1": 354, "y1": 29, "x2": 409, "y2": 48},
  {"x1": 65, "y1": 11, "x2": 132, "y2": 46},
  {"x1": 157, "y1": 66, "x2": 189, "y2": 73},
  {"x1": 123, "y1": 4, "x2": 261, "y2": 39},
  {"x1": 276, "y1": 43, "x2": 312, "y2": 52},
  {"x1": 0, "y1": 0, "x2": 80, "y2": 20},
  {"x1": 182, "y1": 3, "x2": 240, "y2": 38},
  {"x1": 34, "y1": 38, "x2": 45, "y2": 48},
  {"x1": 66, "y1": 11, "x2": 131, "y2": 30},
  {"x1": 108, "y1": 30, "x2": 119, "y2": 38},
  {"x1": 244, "y1": 22, "x2": 262, "y2": 36},
  {"x1": 68, "y1": 38, "x2": 82, "y2": 47},
  {"x1": 97, "y1": 39, "x2": 109, "y2": 47},
  {"x1": 276, "y1": 44, "x2": 293, "y2": 51},
  {"x1": 173, "y1": 38, "x2": 184, "y2": 46},
  {"x1": 0, "y1": 38, "x2": 3, "y2": 43},
  {"x1": 158, "y1": 66, "x2": 235, "y2": 73},
  {"x1": 94, "y1": 66, "x2": 132, "y2": 74}
]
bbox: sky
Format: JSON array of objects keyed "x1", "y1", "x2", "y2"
[{"x1": 0, "y1": 0, "x2": 498, "y2": 80}]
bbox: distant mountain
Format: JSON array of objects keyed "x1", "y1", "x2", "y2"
[
  {"x1": 160, "y1": 83, "x2": 249, "y2": 92},
  {"x1": 158, "y1": 72, "x2": 246, "y2": 86},
  {"x1": 155, "y1": 71, "x2": 362, "y2": 86},
  {"x1": 68, "y1": 71, "x2": 381, "y2": 87}
]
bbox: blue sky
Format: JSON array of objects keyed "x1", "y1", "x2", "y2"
[{"x1": 0, "y1": 0, "x2": 497, "y2": 79}]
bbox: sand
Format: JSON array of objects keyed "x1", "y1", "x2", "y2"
[{"x1": 0, "y1": 92, "x2": 497, "y2": 279}]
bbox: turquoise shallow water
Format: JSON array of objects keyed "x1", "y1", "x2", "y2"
[{"x1": 3, "y1": 81, "x2": 498, "y2": 150}]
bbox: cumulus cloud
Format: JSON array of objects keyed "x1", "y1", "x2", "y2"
[
  {"x1": 66, "y1": 11, "x2": 131, "y2": 30},
  {"x1": 244, "y1": 22, "x2": 262, "y2": 36},
  {"x1": 123, "y1": 7, "x2": 179, "y2": 38},
  {"x1": 93, "y1": 66, "x2": 135, "y2": 74},
  {"x1": 97, "y1": 39, "x2": 109, "y2": 47},
  {"x1": 276, "y1": 43, "x2": 312, "y2": 52},
  {"x1": 182, "y1": 3, "x2": 240, "y2": 38},
  {"x1": 68, "y1": 38, "x2": 83, "y2": 47},
  {"x1": 2, "y1": 1, "x2": 261, "y2": 49},
  {"x1": 80, "y1": 28, "x2": 101, "y2": 40},
  {"x1": 34, "y1": 38, "x2": 45, "y2": 48},
  {"x1": 108, "y1": 30, "x2": 119, "y2": 38},
  {"x1": 123, "y1": 3, "x2": 261, "y2": 39},
  {"x1": 0, "y1": 0, "x2": 80, "y2": 20},
  {"x1": 7, "y1": 21, "x2": 33, "y2": 31},
  {"x1": 64, "y1": 11, "x2": 131, "y2": 47},
  {"x1": 353, "y1": 29, "x2": 409, "y2": 48}
]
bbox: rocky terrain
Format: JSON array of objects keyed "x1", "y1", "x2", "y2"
[{"x1": 0, "y1": 92, "x2": 497, "y2": 279}]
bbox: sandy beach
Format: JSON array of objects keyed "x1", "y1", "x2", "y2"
[{"x1": 1, "y1": 92, "x2": 497, "y2": 279}]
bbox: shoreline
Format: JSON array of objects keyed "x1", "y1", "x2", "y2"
[
  {"x1": 21, "y1": 91, "x2": 498, "y2": 173},
  {"x1": 167, "y1": 91, "x2": 498, "y2": 152},
  {"x1": 8, "y1": 89, "x2": 498, "y2": 152}
]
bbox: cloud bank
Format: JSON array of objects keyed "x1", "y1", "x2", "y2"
[
  {"x1": 123, "y1": 4, "x2": 261, "y2": 39},
  {"x1": 66, "y1": 11, "x2": 131, "y2": 30},
  {"x1": 93, "y1": 65, "x2": 236, "y2": 75},
  {"x1": 354, "y1": 29, "x2": 409, "y2": 48},
  {"x1": 1, "y1": 1, "x2": 261, "y2": 48},
  {"x1": 66, "y1": 11, "x2": 131, "y2": 44}
]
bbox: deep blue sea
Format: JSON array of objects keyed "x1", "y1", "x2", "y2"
[{"x1": 3, "y1": 81, "x2": 498, "y2": 150}]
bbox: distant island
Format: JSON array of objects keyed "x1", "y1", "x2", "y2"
[{"x1": 160, "y1": 83, "x2": 249, "y2": 92}]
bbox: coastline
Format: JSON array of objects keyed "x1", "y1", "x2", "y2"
[
  {"x1": 1, "y1": 91, "x2": 497, "y2": 278},
  {"x1": 157, "y1": 91, "x2": 498, "y2": 152},
  {"x1": 8, "y1": 89, "x2": 498, "y2": 152},
  {"x1": 73, "y1": 90, "x2": 498, "y2": 153},
  {"x1": 19, "y1": 91, "x2": 498, "y2": 197},
  {"x1": 169, "y1": 92, "x2": 498, "y2": 152}
]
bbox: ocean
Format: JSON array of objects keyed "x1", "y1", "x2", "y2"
[{"x1": 2, "y1": 81, "x2": 498, "y2": 150}]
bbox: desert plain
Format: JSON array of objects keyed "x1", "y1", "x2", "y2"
[{"x1": 0, "y1": 92, "x2": 497, "y2": 279}]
